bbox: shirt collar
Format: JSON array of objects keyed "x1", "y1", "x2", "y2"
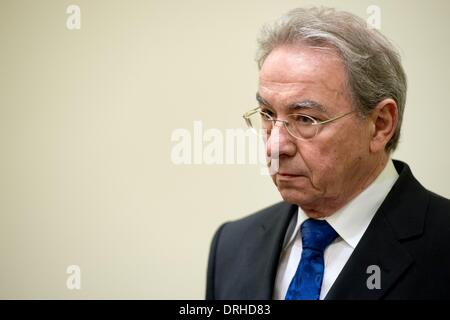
[{"x1": 283, "y1": 159, "x2": 399, "y2": 250}]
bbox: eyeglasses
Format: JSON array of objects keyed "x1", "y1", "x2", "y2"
[{"x1": 243, "y1": 107, "x2": 355, "y2": 140}]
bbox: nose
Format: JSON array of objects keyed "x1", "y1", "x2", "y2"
[{"x1": 266, "y1": 120, "x2": 296, "y2": 159}]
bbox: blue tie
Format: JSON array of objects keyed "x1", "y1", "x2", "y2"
[{"x1": 285, "y1": 219, "x2": 338, "y2": 300}]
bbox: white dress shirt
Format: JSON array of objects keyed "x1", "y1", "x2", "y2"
[{"x1": 273, "y1": 160, "x2": 399, "y2": 300}]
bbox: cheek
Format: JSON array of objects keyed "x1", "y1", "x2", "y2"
[
  {"x1": 301, "y1": 136, "x2": 356, "y2": 181},
  {"x1": 318, "y1": 127, "x2": 370, "y2": 177},
  {"x1": 312, "y1": 151, "x2": 340, "y2": 179},
  {"x1": 297, "y1": 143, "x2": 337, "y2": 179},
  {"x1": 294, "y1": 121, "x2": 370, "y2": 182}
]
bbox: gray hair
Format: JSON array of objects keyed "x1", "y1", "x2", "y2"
[{"x1": 256, "y1": 7, "x2": 407, "y2": 152}]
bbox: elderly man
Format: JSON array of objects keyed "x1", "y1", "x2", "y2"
[{"x1": 206, "y1": 7, "x2": 450, "y2": 300}]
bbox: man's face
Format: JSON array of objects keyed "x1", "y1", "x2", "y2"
[{"x1": 259, "y1": 45, "x2": 374, "y2": 215}]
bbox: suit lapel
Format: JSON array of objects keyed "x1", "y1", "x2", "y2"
[
  {"x1": 324, "y1": 213, "x2": 413, "y2": 299},
  {"x1": 325, "y1": 160, "x2": 429, "y2": 299},
  {"x1": 241, "y1": 202, "x2": 297, "y2": 299}
]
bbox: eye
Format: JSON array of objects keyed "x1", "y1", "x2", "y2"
[
  {"x1": 291, "y1": 114, "x2": 316, "y2": 125},
  {"x1": 260, "y1": 108, "x2": 274, "y2": 120}
]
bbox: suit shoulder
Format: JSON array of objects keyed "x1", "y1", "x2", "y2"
[
  {"x1": 428, "y1": 190, "x2": 450, "y2": 207},
  {"x1": 427, "y1": 190, "x2": 450, "y2": 226},
  {"x1": 211, "y1": 201, "x2": 293, "y2": 248}
]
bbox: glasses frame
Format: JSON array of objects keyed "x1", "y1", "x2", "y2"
[{"x1": 242, "y1": 107, "x2": 355, "y2": 140}]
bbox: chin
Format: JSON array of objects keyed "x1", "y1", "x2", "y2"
[{"x1": 278, "y1": 187, "x2": 314, "y2": 207}]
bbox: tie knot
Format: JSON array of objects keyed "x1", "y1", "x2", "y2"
[{"x1": 300, "y1": 219, "x2": 338, "y2": 252}]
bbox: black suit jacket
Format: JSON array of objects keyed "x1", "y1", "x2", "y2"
[{"x1": 206, "y1": 160, "x2": 450, "y2": 299}]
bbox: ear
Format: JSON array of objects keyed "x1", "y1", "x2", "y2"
[{"x1": 369, "y1": 98, "x2": 398, "y2": 153}]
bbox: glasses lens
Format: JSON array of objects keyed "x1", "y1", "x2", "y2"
[
  {"x1": 245, "y1": 111, "x2": 318, "y2": 140},
  {"x1": 287, "y1": 114, "x2": 317, "y2": 139}
]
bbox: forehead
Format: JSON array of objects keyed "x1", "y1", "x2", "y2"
[{"x1": 258, "y1": 45, "x2": 349, "y2": 110}]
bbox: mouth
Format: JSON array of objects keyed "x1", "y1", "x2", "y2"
[{"x1": 277, "y1": 172, "x2": 304, "y2": 179}]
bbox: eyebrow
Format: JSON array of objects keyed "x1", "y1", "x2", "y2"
[
  {"x1": 256, "y1": 93, "x2": 270, "y2": 107},
  {"x1": 256, "y1": 92, "x2": 328, "y2": 114}
]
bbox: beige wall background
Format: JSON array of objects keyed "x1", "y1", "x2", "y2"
[{"x1": 1, "y1": 0, "x2": 449, "y2": 299}]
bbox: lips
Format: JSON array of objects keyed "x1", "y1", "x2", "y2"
[
  {"x1": 279, "y1": 173, "x2": 300, "y2": 177},
  {"x1": 277, "y1": 172, "x2": 305, "y2": 179},
  {"x1": 278, "y1": 171, "x2": 303, "y2": 177}
]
